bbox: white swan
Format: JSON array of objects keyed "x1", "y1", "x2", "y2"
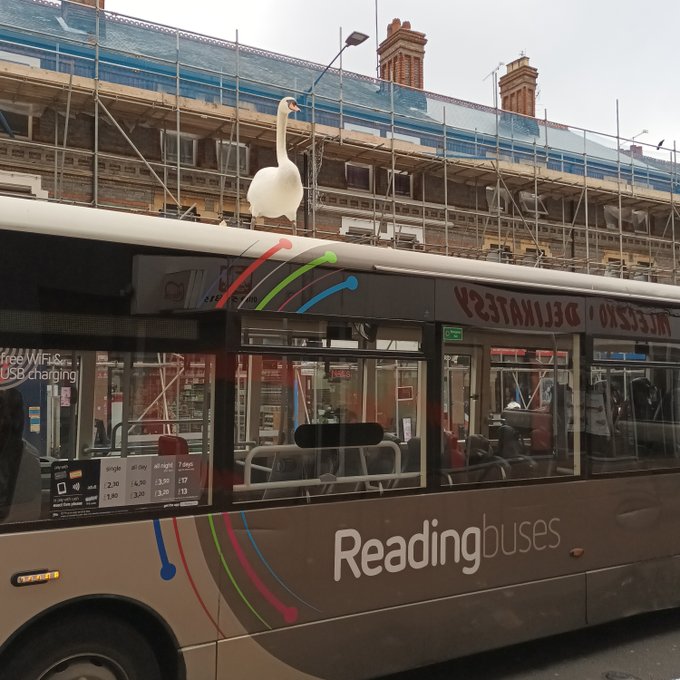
[{"x1": 247, "y1": 96, "x2": 303, "y2": 222}]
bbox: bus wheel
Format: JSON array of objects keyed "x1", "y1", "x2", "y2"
[{"x1": 2, "y1": 614, "x2": 162, "y2": 680}]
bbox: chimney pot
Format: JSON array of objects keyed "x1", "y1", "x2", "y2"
[
  {"x1": 378, "y1": 18, "x2": 427, "y2": 90},
  {"x1": 498, "y1": 56, "x2": 538, "y2": 117}
]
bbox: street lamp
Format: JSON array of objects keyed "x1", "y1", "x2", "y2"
[
  {"x1": 309, "y1": 31, "x2": 369, "y2": 92},
  {"x1": 303, "y1": 29, "x2": 369, "y2": 235},
  {"x1": 631, "y1": 129, "x2": 648, "y2": 142}
]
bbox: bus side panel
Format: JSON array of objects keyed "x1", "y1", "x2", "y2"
[
  {"x1": 216, "y1": 574, "x2": 586, "y2": 680},
  {"x1": 587, "y1": 556, "x2": 680, "y2": 626},
  {"x1": 181, "y1": 642, "x2": 217, "y2": 680},
  {"x1": 0, "y1": 517, "x2": 223, "y2": 651}
]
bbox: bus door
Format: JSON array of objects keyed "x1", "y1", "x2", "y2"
[
  {"x1": 442, "y1": 331, "x2": 579, "y2": 485},
  {"x1": 442, "y1": 346, "x2": 475, "y2": 467}
]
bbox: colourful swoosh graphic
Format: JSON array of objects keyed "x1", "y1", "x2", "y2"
[
  {"x1": 215, "y1": 237, "x2": 292, "y2": 309},
  {"x1": 240, "y1": 511, "x2": 321, "y2": 613},
  {"x1": 152, "y1": 518, "x2": 177, "y2": 581},
  {"x1": 256, "y1": 251, "x2": 338, "y2": 311},
  {"x1": 208, "y1": 514, "x2": 271, "y2": 630},
  {"x1": 277, "y1": 268, "x2": 345, "y2": 312},
  {"x1": 223, "y1": 512, "x2": 299, "y2": 624},
  {"x1": 297, "y1": 276, "x2": 359, "y2": 313},
  {"x1": 201, "y1": 241, "x2": 261, "y2": 303},
  {"x1": 172, "y1": 517, "x2": 225, "y2": 637}
]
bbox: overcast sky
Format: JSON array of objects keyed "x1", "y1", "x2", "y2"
[{"x1": 106, "y1": 0, "x2": 677, "y2": 155}]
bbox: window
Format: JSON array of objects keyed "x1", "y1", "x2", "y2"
[
  {"x1": 340, "y1": 217, "x2": 385, "y2": 243},
  {"x1": 631, "y1": 261, "x2": 655, "y2": 282},
  {"x1": 604, "y1": 258, "x2": 626, "y2": 278},
  {"x1": 0, "y1": 109, "x2": 30, "y2": 139},
  {"x1": 0, "y1": 328, "x2": 216, "y2": 524},
  {"x1": 160, "y1": 204, "x2": 200, "y2": 222},
  {"x1": 518, "y1": 191, "x2": 548, "y2": 216},
  {"x1": 0, "y1": 170, "x2": 48, "y2": 199},
  {"x1": 217, "y1": 140, "x2": 249, "y2": 175},
  {"x1": 486, "y1": 244, "x2": 513, "y2": 263},
  {"x1": 393, "y1": 230, "x2": 423, "y2": 250},
  {"x1": 388, "y1": 169, "x2": 413, "y2": 197},
  {"x1": 221, "y1": 211, "x2": 251, "y2": 229},
  {"x1": 162, "y1": 131, "x2": 197, "y2": 166},
  {"x1": 589, "y1": 338, "x2": 680, "y2": 474},
  {"x1": 520, "y1": 247, "x2": 545, "y2": 267},
  {"x1": 442, "y1": 340, "x2": 577, "y2": 487},
  {"x1": 485, "y1": 185, "x2": 511, "y2": 214},
  {"x1": 345, "y1": 163, "x2": 372, "y2": 191},
  {"x1": 234, "y1": 318, "x2": 425, "y2": 503},
  {"x1": 603, "y1": 205, "x2": 649, "y2": 233}
]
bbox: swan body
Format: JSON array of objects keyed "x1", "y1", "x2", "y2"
[{"x1": 247, "y1": 96, "x2": 303, "y2": 222}]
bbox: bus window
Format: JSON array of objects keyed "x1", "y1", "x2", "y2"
[
  {"x1": 234, "y1": 354, "x2": 426, "y2": 502},
  {"x1": 442, "y1": 336, "x2": 579, "y2": 485},
  {"x1": 589, "y1": 339, "x2": 680, "y2": 474},
  {"x1": 0, "y1": 346, "x2": 215, "y2": 524}
]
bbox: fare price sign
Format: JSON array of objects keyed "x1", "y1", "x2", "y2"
[{"x1": 50, "y1": 455, "x2": 203, "y2": 518}]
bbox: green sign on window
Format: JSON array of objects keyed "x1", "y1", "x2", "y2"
[{"x1": 443, "y1": 326, "x2": 463, "y2": 342}]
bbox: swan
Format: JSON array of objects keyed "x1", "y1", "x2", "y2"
[{"x1": 247, "y1": 96, "x2": 303, "y2": 222}]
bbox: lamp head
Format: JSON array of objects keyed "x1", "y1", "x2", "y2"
[{"x1": 345, "y1": 31, "x2": 369, "y2": 47}]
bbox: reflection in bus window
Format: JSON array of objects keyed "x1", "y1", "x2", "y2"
[
  {"x1": 234, "y1": 354, "x2": 425, "y2": 502},
  {"x1": 0, "y1": 347, "x2": 215, "y2": 523},
  {"x1": 589, "y1": 339, "x2": 680, "y2": 473},
  {"x1": 441, "y1": 339, "x2": 578, "y2": 486}
]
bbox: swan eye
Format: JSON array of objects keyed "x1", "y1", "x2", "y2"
[{"x1": 288, "y1": 100, "x2": 300, "y2": 112}]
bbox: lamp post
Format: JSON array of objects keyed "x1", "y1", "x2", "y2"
[
  {"x1": 309, "y1": 31, "x2": 369, "y2": 93},
  {"x1": 303, "y1": 30, "x2": 369, "y2": 236}
]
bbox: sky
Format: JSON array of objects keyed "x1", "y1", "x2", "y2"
[{"x1": 105, "y1": 0, "x2": 678, "y2": 155}]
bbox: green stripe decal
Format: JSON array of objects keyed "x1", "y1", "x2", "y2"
[
  {"x1": 208, "y1": 514, "x2": 271, "y2": 630},
  {"x1": 255, "y1": 251, "x2": 337, "y2": 310}
]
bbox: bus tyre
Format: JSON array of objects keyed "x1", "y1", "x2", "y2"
[{"x1": 1, "y1": 613, "x2": 163, "y2": 680}]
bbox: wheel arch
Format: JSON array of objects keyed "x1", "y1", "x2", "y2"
[{"x1": 0, "y1": 594, "x2": 186, "y2": 680}]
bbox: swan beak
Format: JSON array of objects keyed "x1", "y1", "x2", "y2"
[{"x1": 289, "y1": 101, "x2": 301, "y2": 112}]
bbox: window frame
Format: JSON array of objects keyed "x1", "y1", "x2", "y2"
[
  {"x1": 161, "y1": 130, "x2": 198, "y2": 166},
  {"x1": 387, "y1": 169, "x2": 413, "y2": 198},
  {"x1": 0, "y1": 309, "x2": 232, "y2": 533},
  {"x1": 216, "y1": 140, "x2": 249, "y2": 175},
  {"x1": 345, "y1": 162, "x2": 373, "y2": 192}
]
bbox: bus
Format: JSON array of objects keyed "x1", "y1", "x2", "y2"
[{"x1": 1, "y1": 194, "x2": 680, "y2": 679}]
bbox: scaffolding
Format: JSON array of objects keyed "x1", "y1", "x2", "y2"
[{"x1": 0, "y1": 0, "x2": 678, "y2": 282}]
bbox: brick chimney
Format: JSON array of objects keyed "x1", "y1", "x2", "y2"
[
  {"x1": 378, "y1": 18, "x2": 427, "y2": 90},
  {"x1": 498, "y1": 56, "x2": 538, "y2": 117}
]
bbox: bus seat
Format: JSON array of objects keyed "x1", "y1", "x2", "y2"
[
  {"x1": 466, "y1": 434, "x2": 492, "y2": 464},
  {"x1": 404, "y1": 437, "x2": 421, "y2": 472},
  {"x1": 630, "y1": 377, "x2": 660, "y2": 422},
  {"x1": 496, "y1": 424, "x2": 524, "y2": 459},
  {"x1": 158, "y1": 434, "x2": 189, "y2": 456},
  {"x1": 262, "y1": 453, "x2": 312, "y2": 501},
  {"x1": 444, "y1": 431, "x2": 464, "y2": 468}
]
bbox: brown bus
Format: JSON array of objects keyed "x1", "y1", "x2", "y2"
[{"x1": 0, "y1": 195, "x2": 679, "y2": 679}]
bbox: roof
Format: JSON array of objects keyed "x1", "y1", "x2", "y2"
[
  {"x1": 2, "y1": 194, "x2": 680, "y2": 307},
  {"x1": 0, "y1": 0, "x2": 675, "y2": 193}
]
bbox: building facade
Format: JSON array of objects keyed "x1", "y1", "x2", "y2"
[{"x1": 0, "y1": 0, "x2": 678, "y2": 283}]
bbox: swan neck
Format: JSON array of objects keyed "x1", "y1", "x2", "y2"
[{"x1": 276, "y1": 108, "x2": 289, "y2": 165}]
